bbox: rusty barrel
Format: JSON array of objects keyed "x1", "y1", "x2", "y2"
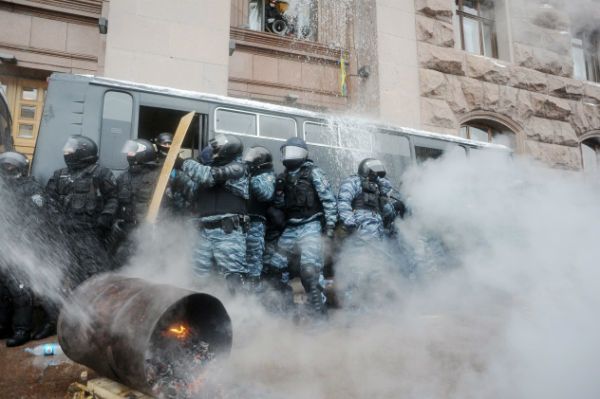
[{"x1": 57, "y1": 274, "x2": 232, "y2": 396}]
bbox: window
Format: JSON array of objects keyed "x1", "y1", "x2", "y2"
[
  {"x1": 259, "y1": 114, "x2": 296, "y2": 139},
  {"x1": 100, "y1": 91, "x2": 133, "y2": 169},
  {"x1": 243, "y1": 0, "x2": 317, "y2": 41},
  {"x1": 340, "y1": 127, "x2": 372, "y2": 151},
  {"x1": 460, "y1": 121, "x2": 516, "y2": 149},
  {"x1": 304, "y1": 121, "x2": 339, "y2": 147},
  {"x1": 215, "y1": 109, "x2": 257, "y2": 136},
  {"x1": 456, "y1": 0, "x2": 498, "y2": 58},
  {"x1": 572, "y1": 31, "x2": 600, "y2": 83}
]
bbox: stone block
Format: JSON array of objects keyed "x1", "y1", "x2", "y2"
[
  {"x1": 530, "y1": 93, "x2": 571, "y2": 121},
  {"x1": 531, "y1": 8, "x2": 570, "y2": 31},
  {"x1": 513, "y1": 43, "x2": 573, "y2": 77},
  {"x1": 30, "y1": 17, "x2": 67, "y2": 52},
  {"x1": 482, "y1": 82, "x2": 500, "y2": 109},
  {"x1": 509, "y1": 66, "x2": 547, "y2": 93},
  {"x1": 466, "y1": 54, "x2": 510, "y2": 85},
  {"x1": 419, "y1": 68, "x2": 447, "y2": 98},
  {"x1": 547, "y1": 75, "x2": 584, "y2": 100},
  {"x1": 458, "y1": 76, "x2": 484, "y2": 110},
  {"x1": 421, "y1": 97, "x2": 457, "y2": 129},
  {"x1": 444, "y1": 75, "x2": 469, "y2": 113},
  {"x1": 516, "y1": 90, "x2": 535, "y2": 121},
  {"x1": 583, "y1": 83, "x2": 600, "y2": 106},
  {"x1": 415, "y1": 15, "x2": 454, "y2": 47},
  {"x1": 414, "y1": 0, "x2": 454, "y2": 23},
  {"x1": 525, "y1": 140, "x2": 581, "y2": 170},
  {"x1": 418, "y1": 43, "x2": 465, "y2": 76},
  {"x1": 525, "y1": 116, "x2": 578, "y2": 146}
]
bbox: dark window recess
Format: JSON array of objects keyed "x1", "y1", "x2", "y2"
[
  {"x1": 456, "y1": 0, "x2": 498, "y2": 58},
  {"x1": 100, "y1": 91, "x2": 133, "y2": 170},
  {"x1": 415, "y1": 146, "x2": 444, "y2": 163},
  {"x1": 138, "y1": 106, "x2": 200, "y2": 159}
]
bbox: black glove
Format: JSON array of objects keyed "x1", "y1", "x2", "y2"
[
  {"x1": 275, "y1": 176, "x2": 285, "y2": 193},
  {"x1": 211, "y1": 163, "x2": 245, "y2": 183},
  {"x1": 394, "y1": 200, "x2": 407, "y2": 219},
  {"x1": 173, "y1": 156, "x2": 185, "y2": 170},
  {"x1": 97, "y1": 213, "x2": 113, "y2": 230}
]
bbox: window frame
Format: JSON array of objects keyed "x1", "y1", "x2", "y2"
[
  {"x1": 572, "y1": 31, "x2": 600, "y2": 83},
  {"x1": 303, "y1": 121, "x2": 341, "y2": 148},
  {"x1": 456, "y1": 0, "x2": 498, "y2": 58},
  {"x1": 214, "y1": 107, "x2": 298, "y2": 142}
]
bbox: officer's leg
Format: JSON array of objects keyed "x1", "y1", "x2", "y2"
[
  {"x1": 212, "y1": 226, "x2": 247, "y2": 295},
  {"x1": 246, "y1": 221, "x2": 266, "y2": 280},
  {"x1": 268, "y1": 227, "x2": 297, "y2": 309},
  {"x1": 192, "y1": 227, "x2": 216, "y2": 280},
  {"x1": 298, "y1": 221, "x2": 326, "y2": 316},
  {"x1": 0, "y1": 277, "x2": 11, "y2": 338},
  {"x1": 6, "y1": 279, "x2": 33, "y2": 347}
]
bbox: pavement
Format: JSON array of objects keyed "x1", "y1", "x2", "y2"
[{"x1": 0, "y1": 335, "x2": 94, "y2": 399}]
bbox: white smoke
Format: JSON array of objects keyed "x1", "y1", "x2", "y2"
[{"x1": 119, "y1": 150, "x2": 600, "y2": 399}]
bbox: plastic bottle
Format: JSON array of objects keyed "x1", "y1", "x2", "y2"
[{"x1": 24, "y1": 342, "x2": 64, "y2": 356}]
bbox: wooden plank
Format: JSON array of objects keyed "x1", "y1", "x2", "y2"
[
  {"x1": 145, "y1": 111, "x2": 195, "y2": 224},
  {"x1": 86, "y1": 378, "x2": 151, "y2": 398}
]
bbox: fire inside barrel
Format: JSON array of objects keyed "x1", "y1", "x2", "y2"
[{"x1": 57, "y1": 274, "x2": 232, "y2": 398}]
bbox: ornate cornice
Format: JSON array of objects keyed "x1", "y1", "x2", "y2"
[
  {"x1": 0, "y1": 0, "x2": 100, "y2": 22},
  {"x1": 229, "y1": 76, "x2": 344, "y2": 98},
  {"x1": 230, "y1": 27, "x2": 345, "y2": 65}
]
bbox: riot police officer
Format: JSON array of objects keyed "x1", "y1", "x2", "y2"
[
  {"x1": 0, "y1": 152, "x2": 46, "y2": 346},
  {"x1": 40, "y1": 135, "x2": 118, "y2": 338},
  {"x1": 271, "y1": 137, "x2": 337, "y2": 315},
  {"x1": 336, "y1": 158, "x2": 405, "y2": 309},
  {"x1": 155, "y1": 132, "x2": 173, "y2": 161},
  {"x1": 170, "y1": 134, "x2": 254, "y2": 293},
  {"x1": 244, "y1": 146, "x2": 276, "y2": 289},
  {"x1": 114, "y1": 139, "x2": 161, "y2": 265}
]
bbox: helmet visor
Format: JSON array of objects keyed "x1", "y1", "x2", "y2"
[
  {"x1": 281, "y1": 146, "x2": 308, "y2": 161},
  {"x1": 62, "y1": 137, "x2": 80, "y2": 155},
  {"x1": 121, "y1": 140, "x2": 149, "y2": 156},
  {"x1": 210, "y1": 134, "x2": 229, "y2": 151},
  {"x1": 365, "y1": 159, "x2": 386, "y2": 178}
]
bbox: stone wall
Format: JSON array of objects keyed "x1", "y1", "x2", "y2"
[{"x1": 414, "y1": 0, "x2": 600, "y2": 169}]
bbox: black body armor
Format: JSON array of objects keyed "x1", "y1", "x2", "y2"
[
  {"x1": 352, "y1": 178, "x2": 383, "y2": 214},
  {"x1": 117, "y1": 164, "x2": 160, "y2": 224},
  {"x1": 281, "y1": 164, "x2": 322, "y2": 220}
]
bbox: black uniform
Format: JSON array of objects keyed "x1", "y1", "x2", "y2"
[{"x1": 46, "y1": 163, "x2": 118, "y2": 281}]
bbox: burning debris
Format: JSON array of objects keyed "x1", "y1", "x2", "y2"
[{"x1": 145, "y1": 322, "x2": 217, "y2": 399}]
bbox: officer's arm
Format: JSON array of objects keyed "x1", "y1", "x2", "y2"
[
  {"x1": 181, "y1": 159, "x2": 215, "y2": 188},
  {"x1": 337, "y1": 178, "x2": 360, "y2": 227},
  {"x1": 378, "y1": 177, "x2": 406, "y2": 219},
  {"x1": 311, "y1": 167, "x2": 337, "y2": 228},
  {"x1": 99, "y1": 169, "x2": 119, "y2": 217},
  {"x1": 250, "y1": 171, "x2": 276, "y2": 202},
  {"x1": 273, "y1": 173, "x2": 285, "y2": 208}
]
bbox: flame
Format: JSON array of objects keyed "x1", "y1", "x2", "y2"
[{"x1": 167, "y1": 323, "x2": 189, "y2": 339}]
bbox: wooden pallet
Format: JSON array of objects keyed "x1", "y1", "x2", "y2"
[{"x1": 67, "y1": 377, "x2": 153, "y2": 399}]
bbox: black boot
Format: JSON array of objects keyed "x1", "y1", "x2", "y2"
[
  {"x1": 32, "y1": 322, "x2": 56, "y2": 341},
  {"x1": 6, "y1": 329, "x2": 30, "y2": 347}
]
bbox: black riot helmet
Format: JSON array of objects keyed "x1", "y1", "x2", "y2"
[
  {"x1": 358, "y1": 158, "x2": 386, "y2": 180},
  {"x1": 155, "y1": 132, "x2": 173, "y2": 158},
  {"x1": 62, "y1": 135, "x2": 98, "y2": 169},
  {"x1": 0, "y1": 151, "x2": 29, "y2": 179},
  {"x1": 210, "y1": 134, "x2": 243, "y2": 166},
  {"x1": 243, "y1": 146, "x2": 273, "y2": 174},
  {"x1": 122, "y1": 138, "x2": 157, "y2": 166},
  {"x1": 280, "y1": 137, "x2": 308, "y2": 170}
]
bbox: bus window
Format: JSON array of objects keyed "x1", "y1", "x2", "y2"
[
  {"x1": 415, "y1": 146, "x2": 444, "y2": 163},
  {"x1": 259, "y1": 114, "x2": 296, "y2": 140},
  {"x1": 100, "y1": 91, "x2": 133, "y2": 170},
  {"x1": 0, "y1": 91, "x2": 12, "y2": 152},
  {"x1": 373, "y1": 132, "x2": 411, "y2": 181},
  {"x1": 340, "y1": 127, "x2": 372, "y2": 151},
  {"x1": 215, "y1": 108, "x2": 257, "y2": 136},
  {"x1": 304, "y1": 121, "x2": 339, "y2": 147}
]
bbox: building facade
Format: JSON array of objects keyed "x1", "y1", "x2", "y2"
[{"x1": 0, "y1": 0, "x2": 599, "y2": 169}]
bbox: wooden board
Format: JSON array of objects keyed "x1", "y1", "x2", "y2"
[{"x1": 145, "y1": 111, "x2": 195, "y2": 224}]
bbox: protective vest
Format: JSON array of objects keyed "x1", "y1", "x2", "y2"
[
  {"x1": 193, "y1": 164, "x2": 248, "y2": 217},
  {"x1": 352, "y1": 178, "x2": 383, "y2": 214},
  {"x1": 117, "y1": 165, "x2": 160, "y2": 224},
  {"x1": 282, "y1": 164, "x2": 322, "y2": 220},
  {"x1": 248, "y1": 192, "x2": 268, "y2": 218},
  {"x1": 54, "y1": 164, "x2": 103, "y2": 217}
]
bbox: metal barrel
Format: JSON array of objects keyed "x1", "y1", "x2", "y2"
[{"x1": 57, "y1": 274, "x2": 232, "y2": 396}]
